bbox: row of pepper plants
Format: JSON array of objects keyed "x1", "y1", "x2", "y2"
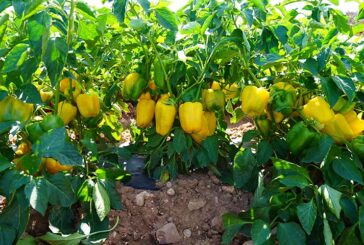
[{"x1": 0, "y1": 0, "x2": 364, "y2": 244}]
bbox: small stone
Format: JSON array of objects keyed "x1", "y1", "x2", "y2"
[
  {"x1": 243, "y1": 241, "x2": 253, "y2": 245},
  {"x1": 211, "y1": 216, "x2": 223, "y2": 232},
  {"x1": 156, "y1": 223, "x2": 182, "y2": 244},
  {"x1": 133, "y1": 232, "x2": 140, "y2": 240},
  {"x1": 222, "y1": 185, "x2": 235, "y2": 193},
  {"x1": 167, "y1": 217, "x2": 173, "y2": 223},
  {"x1": 210, "y1": 175, "x2": 220, "y2": 185},
  {"x1": 183, "y1": 229, "x2": 192, "y2": 238},
  {"x1": 166, "y1": 181, "x2": 173, "y2": 188},
  {"x1": 135, "y1": 191, "x2": 153, "y2": 207},
  {"x1": 167, "y1": 188, "x2": 176, "y2": 196},
  {"x1": 188, "y1": 199, "x2": 207, "y2": 211},
  {"x1": 207, "y1": 185, "x2": 211, "y2": 188}
]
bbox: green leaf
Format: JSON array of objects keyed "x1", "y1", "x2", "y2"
[
  {"x1": 338, "y1": 226, "x2": 362, "y2": 245},
  {"x1": 180, "y1": 21, "x2": 201, "y2": 35},
  {"x1": 319, "y1": 184, "x2": 342, "y2": 219},
  {"x1": 24, "y1": 178, "x2": 49, "y2": 215},
  {"x1": 78, "y1": 20, "x2": 99, "y2": 41},
  {"x1": 320, "y1": 76, "x2": 342, "y2": 107},
  {"x1": 359, "y1": 206, "x2": 364, "y2": 242},
  {"x1": 201, "y1": 12, "x2": 215, "y2": 34},
  {"x1": 323, "y1": 216, "x2": 333, "y2": 245},
  {"x1": 27, "y1": 11, "x2": 51, "y2": 56},
  {"x1": 112, "y1": 0, "x2": 128, "y2": 23},
  {"x1": 332, "y1": 75, "x2": 356, "y2": 102},
  {"x1": 43, "y1": 37, "x2": 67, "y2": 86},
  {"x1": 20, "y1": 153, "x2": 42, "y2": 175},
  {"x1": 16, "y1": 83, "x2": 42, "y2": 104},
  {"x1": 154, "y1": 7, "x2": 178, "y2": 32},
  {"x1": 173, "y1": 128, "x2": 187, "y2": 153},
  {"x1": 0, "y1": 225, "x2": 16, "y2": 245},
  {"x1": 202, "y1": 135, "x2": 219, "y2": 164},
  {"x1": 0, "y1": 154, "x2": 12, "y2": 172},
  {"x1": 2, "y1": 43, "x2": 29, "y2": 73},
  {"x1": 221, "y1": 213, "x2": 245, "y2": 244},
  {"x1": 49, "y1": 206, "x2": 77, "y2": 234},
  {"x1": 100, "y1": 180, "x2": 123, "y2": 210},
  {"x1": 273, "y1": 158, "x2": 310, "y2": 180},
  {"x1": 302, "y1": 58, "x2": 318, "y2": 76},
  {"x1": 297, "y1": 199, "x2": 317, "y2": 235},
  {"x1": 93, "y1": 181, "x2": 110, "y2": 222},
  {"x1": 331, "y1": 9, "x2": 351, "y2": 34},
  {"x1": 301, "y1": 135, "x2": 333, "y2": 164},
  {"x1": 46, "y1": 174, "x2": 77, "y2": 207},
  {"x1": 137, "y1": 0, "x2": 150, "y2": 13},
  {"x1": 233, "y1": 149, "x2": 257, "y2": 188},
  {"x1": 252, "y1": 0, "x2": 266, "y2": 12},
  {"x1": 251, "y1": 219, "x2": 271, "y2": 245},
  {"x1": 39, "y1": 232, "x2": 85, "y2": 245},
  {"x1": 95, "y1": 168, "x2": 130, "y2": 181},
  {"x1": 76, "y1": 1, "x2": 95, "y2": 19},
  {"x1": 0, "y1": 170, "x2": 30, "y2": 198},
  {"x1": 16, "y1": 235, "x2": 37, "y2": 245},
  {"x1": 256, "y1": 140, "x2": 273, "y2": 165},
  {"x1": 277, "y1": 222, "x2": 306, "y2": 245},
  {"x1": 273, "y1": 25, "x2": 288, "y2": 44},
  {"x1": 36, "y1": 127, "x2": 65, "y2": 154},
  {"x1": 332, "y1": 157, "x2": 364, "y2": 184}
]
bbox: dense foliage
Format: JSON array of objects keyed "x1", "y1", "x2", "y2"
[{"x1": 0, "y1": 0, "x2": 363, "y2": 244}]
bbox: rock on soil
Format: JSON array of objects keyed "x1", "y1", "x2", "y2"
[{"x1": 105, "y1": 173, "x2": 252, "y2": 245}]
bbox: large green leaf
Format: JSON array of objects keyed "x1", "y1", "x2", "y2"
[
  {"x1": 24, "y1": 178, "x2": 49, "y2": 215},
  {"x1": 112, "y1": 0, "x2": 128, "y2": 24},
  {"x1": 233, "y1": 149, "x2": 257, "y2": 188},
  {"x1": 93, "y1": 181, "x2": 110, "y2": 222},
  {"x1": 43, "y1": 37, "x2": 67, "y2": 86},
  {"x1": 46, "y1": 174, "x2": 77, "y2": 207},
  {"x1": 277, "y1": 222, "x2": 306, "y2": 245},
  {"x1": 359, "y1": 206, "x2": 364, "y2": 242},
  {"x1": 27, "y1": 11, "x2": 51, "y2": 57},
  {"x1": 332, "y1": 75, "x2": 356, "y2": 102},
  {"x1": 301, "y1": 135, "x2": 333, "y2": 164},
  {"x1": 251, "y1": 219, "x2": 271, "y2": 245},
  {"x1": 173, "y1": 128, "x2": 187, "y2": 153},
  {"x1": 332, "y1": 157, "x2": 364, "y2": 184},
  {"x1": 297, "y1": 199, "x2": 317, "y2": 235},
  {"x1": 2, "y1": 43, "x2": 29, "y2": 73},
  {"x1": 154, "y1": 7, "x2": 178, "y2": 32},
  {"x1": 323, "y1": 216, "x2": 333, "y2": 245},
  {"x1": 221, "y1": 213, "x2": 246, "y2": 244},
  {"x1": 319, "y1": 184, "x2": 342, "y2": 219},
  {"x1": 202, "y1": 135, "x2": 219, "y2": 164}
]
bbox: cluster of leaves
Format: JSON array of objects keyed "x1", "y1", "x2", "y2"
[
  {"x1": 220, "y1": 0, "x2": 364, "y2": 244},
  {"x1": 0, "y1": 0, "x2": 133, "y2": 244}
]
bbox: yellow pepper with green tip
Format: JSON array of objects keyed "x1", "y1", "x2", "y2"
[
  {"x1": 76, "y1": 93, "x2": 100, "y2": 118},
  {"x1": 0, "y1": 96, "x2": 34, "y2": 123},
  {"x1": 202, "y1": 82, "x2": 225, "y2": 111},
  {"x1": 191, "y1": 111, "x2": 217, "y2": 143},
  {"x1": 121, "y1": 73, "x2": 147, "y2": 101},
  {"x1": 344, "y1": 110, "x2": 364, "y2": 137},
  {"x1": 179, "y1": 102, "x2": 203, "y2": 134},
  {"x1": 322, "y1": 114, "x2": 354, "y2": 143},
  {"x1": 155, "y1": 94, "x2": 177, "y2": 136},
  {"x1": 240, "y1": 86, "x2": 269, "y2": 117},
  {"x1": 57, "y1": 101, "x2": 77, "y2": 125},
  {"x1": 39, "y1": 90, "x2": 54, "y2": 102},
  {"x1": 59, "y1": 78, "x2": 81, "y2": 100},
  {"x1": 303, "y1": 96, "x2": 334, "y2": 126},
  {"x1": 136, "y1": 92, "x2": 155, "y2": 128},
  {"x1": 223, "y1": 83, "x2": 239, "y2": 100}
]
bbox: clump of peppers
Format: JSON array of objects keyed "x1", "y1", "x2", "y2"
[
  {"x1": 287, "y1": 122, "x2": 319, "y2": 156},
  {"x1": 57, "y1": 101, "x2": 77, "y2": 125},
  {"x1": 76, "y1": 93, "x2": 100, "y2": 118},
  {"x1": 155, "y1": 94, "x2": 177, "y2": 136},
  {"x1": 0, "y1": 96, "x2": 34, "y2": 123},
  {"x1": 322, "y1": 114, "x2": 354, "y2": 143},
  {"x1": 121, "y1": 73, "x2": 147, "y2": 101},
  {"x1": 241, "y1": 86, "x2": 269, "y2": 117},
  {"x1": 343, "y1": 110, "x2": 364, "y2": 137},
  {"x1": 303, "y1": 96, "x2": 334, "y2": 128},
  {"x1": 191, "y1": 111, "x2": 217, "y2": 143},
  {"x1": 179, "y1": 101, "x2": 204, "y2": 134},
  {"x1": 136, "y1": 92, "x2": 155, "y2": 128},
  {"x1": 202, "y1": 81, "x2": 225, "y2": 111},
  {"x1": 59, "y1": 78, "x2": 81, "y2": 100}
]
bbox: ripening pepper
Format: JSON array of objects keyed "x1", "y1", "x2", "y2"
[
  {"x1": 44, "y1": 158, "x2": 72, "y2": 174},
  {"x1": 155, "y1": 94, "x2": 177, "y2": 136},
  {"x1": 39, "y1": 90, "x2": 54, "y2": 102},
  {"x1": 241, "y1": 86, "x2": 270, "y2": 117},
  {"x1": 352, "y1": 136, "x2": 364, "y2": 161},
  {"x1": 59, "y1": 78, "x2": 81, "y2": 100},
  {"x1": 344, "y1": 110, "x2": 364, "y2": 137},
  {"x1": 76, "y1": 93, "x2": 100, "y2": 118},
  {"x1": 136, "y1": 92, "x2": 155, "y2": 128},
  {"x1": 322, "y1": 114, "x2": 354, "y2": 143},
  {"x1": 191, "y1": 111, "x2": 217, "y2": 143},
  {"x1": 303, "y1": 96, "x2": 334, "y2": 127},
  {"x1": 0, "y1": 96, "x2": 34, "y2": 123},
  {"x1": 333, "y1": 97, "x2": 356, "y2": 114},
  {"x1": 223, "y1": 83, "x2": 239, "y2": 100},
  {"x1": 255, "y1": 117, "x2": 272, "y2": 137},
  {"x1": 148, "y1": 80, "x2": 157, "y2": 91},
  {"x1": 202, "y1": 82, "x2": 225, "y2": 111},
  {"x1": 57, "y1": 101, "x2": 77, "y2": 124},
  {"x1": 270, "y1": 82, "x2": 296, "y2": 117},
  {"x1": 287, "y1": 122, "x2": 318, "y2": 156},
  {"x1": 121, "y1": 73, "x2": 147, "y2": 101},
  {"x1": 179, "y1": 102, "x2": 204, "y2": 134},
  {"x1": 15, "y1": 141, "x2": 31, "y2": 156}
]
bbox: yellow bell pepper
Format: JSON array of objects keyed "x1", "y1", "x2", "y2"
[
  {"x1": 57, "y1": 101, "x2": 77, "y2": 124},
  {"x1": 191, "y1": 111, "x2": 217, "y2": 143},
  {"x1": 59, "y1": 78, "x2": 81, "y2": 100},
  {"x1": 223, "y1": 83, "x2": 239, "y2": 100},
  {"x1": 322, "y1": 114, "x2": 354, "y2": 143},
  {"x1": 136, "y1": 92, "x2": 155, "y2": 128},
  {"x1": 344, "y1": 110, "x2": 364, "y2": 137},
  {"x1": 303, "y1": 97, "x2": 334, "y2": 126},
  {"x1": 210, "y1": 81, "x2": 221, "y2": 90},
  {"x1": 179, "y1": 102, "x2": 203, "y2": 134},
  {"x1": 76, "y1": 93, "x2": 100, "y2": 118},
  {"x1": 40, "y1": 90, "x2": 54, "y2": 102},
  {"x1": 0, "y1": 96, "x2": 34, "y2": 123},
  {"x1": 202, "y1": 82, "x2": 225, "y2": 111},
  {"x1": 155, "y1": 94, "x2": 177, "y2": 136},
  {"x1": 241, "y1": 86, "x2": 270, "y2": 117},
  {"x1": 15, "y1": 141, "x2": 31, "y2": 156},
  {"x1": 44, "y1": 158, "x2": 72, "y2": 174}
]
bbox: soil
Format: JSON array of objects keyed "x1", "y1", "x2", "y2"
[{"x1": 106, "y1": 173, "x2": 252, "y2": 245}]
